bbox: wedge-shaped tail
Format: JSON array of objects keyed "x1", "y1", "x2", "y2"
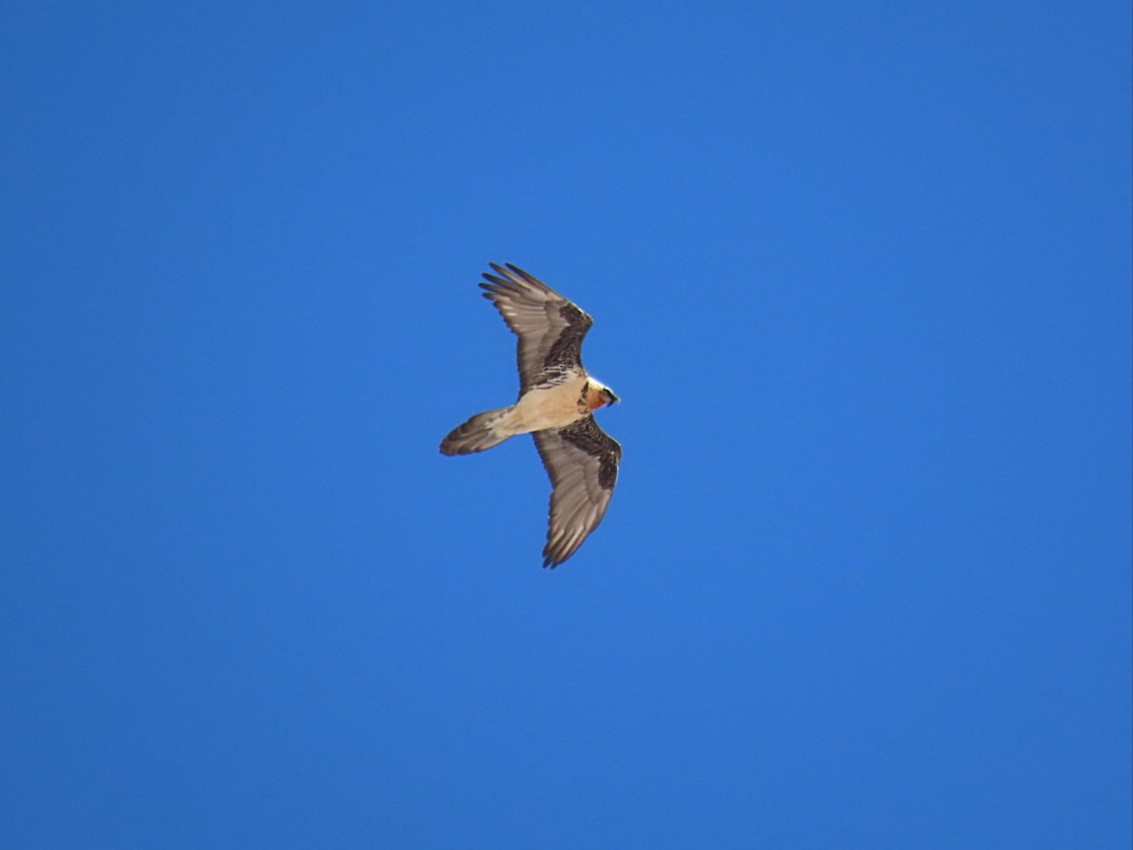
[{"x1": 439, "y1": 407, "x2": 513, "y2": 455}]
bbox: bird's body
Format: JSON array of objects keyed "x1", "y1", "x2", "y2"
[
  {"x1": 440, "y1": 263, "x2": 621, "y2": 567},
  {"x1": 441, "y1": 373, "x2": 611, "y2": 453}
]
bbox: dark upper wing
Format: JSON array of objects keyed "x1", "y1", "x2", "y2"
[
  {"x1": 532, "y1": 416, "x2": 622, "y2": 567},
  {"x1": 479, "y1": 263, "x2": 593, "y2": 392}
]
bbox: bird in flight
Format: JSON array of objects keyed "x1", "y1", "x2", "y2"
[{"x1": 440, "y1": 263, "x2": 622, "y2": 568}]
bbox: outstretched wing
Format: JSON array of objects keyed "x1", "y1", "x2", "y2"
[
  {"x1": 533, "y1": 416, "x2": 622, "y2": 567},
  {"x1": 479, "y1": 263, "x2": 593, "y2": 392}
]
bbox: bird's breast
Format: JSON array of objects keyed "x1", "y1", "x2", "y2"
[{"x1": 511, "y1": 376, "x2": 590, "y2": 432}]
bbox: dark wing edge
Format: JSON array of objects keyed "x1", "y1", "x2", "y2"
[
  {"x1": 478, "y1": 263, "x2": 594, "y2": 391},
  {"x1": 532, "y1": 416, "x2": 622, "y2": 568}
]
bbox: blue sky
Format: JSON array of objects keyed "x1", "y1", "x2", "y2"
[{"x1": 2, "y1": 1, "x2": 1130, "y2": 847}]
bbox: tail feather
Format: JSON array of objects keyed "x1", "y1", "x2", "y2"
[{"x1": 440, "y1": 407, "x2": 513, "y2": 455}]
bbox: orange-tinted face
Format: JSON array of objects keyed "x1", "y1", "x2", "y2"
[{"x1": 587, "y1": 386, "x2": 619, "y2": 411}]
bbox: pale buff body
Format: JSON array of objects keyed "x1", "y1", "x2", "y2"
[{"x1": 500, "y1": 374, "x2": 594, "y2": 435}]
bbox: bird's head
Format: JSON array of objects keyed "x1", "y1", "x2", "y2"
[{"x1": 588, "y1": 378, "x2": 620, "y2": 410}]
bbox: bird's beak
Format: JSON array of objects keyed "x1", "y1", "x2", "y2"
[{"x1": 605, "y1": 390, "x2": 620, "y2": 405}]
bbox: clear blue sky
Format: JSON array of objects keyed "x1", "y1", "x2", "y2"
[{"x1": 2, "y1": 2, "x2": 1130, "y2": 847}]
